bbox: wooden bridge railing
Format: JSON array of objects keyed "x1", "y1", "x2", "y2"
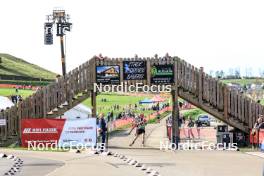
[{"x1": 0, "y1": 55, "x2": 262, "y2": 146}]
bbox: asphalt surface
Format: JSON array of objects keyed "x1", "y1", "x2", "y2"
[
  {"x1": 0, "y1": 157, "x2": 13, "y2": 175},
  {"x1": 0, "y1": 117, "x2": 264, "y2": 176},
  {"x1": 19, "y1": 156, "x2": 64, "y2": 176}
]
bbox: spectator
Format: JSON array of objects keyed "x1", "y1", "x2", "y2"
[
  {"x1": 97, "y1": 113, "x2": 107, "y2": 151},
  {"x1": 156, "y1": 111, "x2": 161, "y2": 123},
  {"x1": 107, "y1": 112, "x2": 110, "y2": 122},
  {"x1": 187, "y1": 116, "x2": 195, "y2": 139},
  {"x1": 195, "y1": 119, "x2": 202, "y2": 139},
  {"x1": 252, "y1": 115, "x2": 264, "y2": 136}
]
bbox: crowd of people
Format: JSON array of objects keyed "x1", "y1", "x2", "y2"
[
  {"x1": 14, "y1": 85, "x2": 35, "y2": 90},
  {"x1": 167, "y1": 115, "x2": 203, "y2": 139},
  {"x1": 10, "y1": 95, "x2": 22, "y2": 104},
  {"x1": 97, "y1": 102, "x2": 170, "y2": 123}
]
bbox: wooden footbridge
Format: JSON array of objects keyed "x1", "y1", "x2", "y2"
[{"x1": 0, "y1": 55, "x2": 262, "y2": 146}]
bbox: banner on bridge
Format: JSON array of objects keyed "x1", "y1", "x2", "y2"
[{"x1": 21, "y1": 118, "x2": 97, "y2": 148}]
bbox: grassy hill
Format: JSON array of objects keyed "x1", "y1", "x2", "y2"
[{"x1": 0, "y1": 53, "x2": 56, "y2": 80}]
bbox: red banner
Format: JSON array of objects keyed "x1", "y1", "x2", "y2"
[
  {"x1": 21, "y1": 119, "x2": 65, "y2": 147},
  {"x1": 250, "y1": 129, "x2": 264, "y2": 144}
]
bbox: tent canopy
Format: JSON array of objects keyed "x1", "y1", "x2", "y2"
[
  {"x1": 151, "y1": 95, "x2": 165, "y2": 102},
  {"x1": 139, "y1": 98, "x2": 154, "y2": 104},
  {"x1": 0, "y1": 96, "x2": 14, "y2": 110},
  {"x1": 63, "y1": 104, "x2": 92, "y2": 119}
]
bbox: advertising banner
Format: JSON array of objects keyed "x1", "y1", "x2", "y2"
[
  {"x1": 150, "y1": 64, "x2": 174, "y2": 84},
  {"x1": 21, "y1": 118, "x2": 97, "y2": 148},
  {"x1": 123, "y1": 61, "x2": 146, "y2": 80},
  {"x1": 96, "y1": 65, "x2": 120, "y2": 84},
  {"x1": 58, "y1": 118, "x2": 97, "y2": 147}
]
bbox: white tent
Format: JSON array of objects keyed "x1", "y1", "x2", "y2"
[
  {"x1": 0, "y1": 96, "x2": 14, "y2": 110},
  {"x1": 63, "y1": 104, "x2": 92, "y2": 119}
]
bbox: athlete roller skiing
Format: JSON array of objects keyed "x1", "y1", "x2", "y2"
[{"x1": 129, "y1": 113, "x2": 147, "y2": 147}]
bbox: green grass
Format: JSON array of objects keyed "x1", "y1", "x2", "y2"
[
  {"x1": 221, "y1": 78, "x2": 264, "y2": 86},
  {"x1": 182, "y1": 108, "x2": 206, "y2": 120},
  {"x1": 0, "y1": 53, "x2": 56, "y2": 80},
  {"x1": 0, "y1": 80, "x2": 52, "y2": 86},
  {"x1": 0, "y1": 88, "x2": 34, "y2": 98},
  {"x1": 0, "y1": 89, "x2": 163, "y2": 117},
  {"x1": 148, "y1": 110, "x2": 171, "y2": 124},
  {"x1": 82, "y1": 93, "x2": 159, "y2": 116}
]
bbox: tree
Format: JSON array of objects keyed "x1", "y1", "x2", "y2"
[
  {"x1": 228, "y1": 68, "x2": 234, "y2": 77},
  {"x1": 0, "y1": 57, "x2": 2, "y2": 64},
  {"x1": 215, "y1": 71, "x2": 220, "y2": 78},
  {"x1": 259, "y1": 69, "x2": 264, "y2": 78},
  {"x1": 214, "y1": 70, "x2": 225, "y2": 79},
  {"x1": 245, "y1": 67, "x2": 253, "y2": 78},
  {"x1": 209, "y1": 70, "x2": 214, "y2": 77},
  {"x1": 219, "y1": 70, "x2": 225, "y2": 78},
  {"x1": 234, "y1": 68, "x2": 241, "y2": 79}
]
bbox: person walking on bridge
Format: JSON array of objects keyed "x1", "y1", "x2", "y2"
[{"x1": 129, "y1": 114, "x2": 147, "y2": 147}]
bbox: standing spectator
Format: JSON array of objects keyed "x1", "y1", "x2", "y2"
[
  {"x1": 187, "y1": 116, "x2": 195, "y2": 139},
  {"x1": 107, "y1": 112, "x2": 111, "y2": 122},
  {"x1": 195, "y1": 119, "x2": 202, "y2": 139},
  {"x1": 110, "y1": 111, "x2": 114, "y2": 121},
  {"x1": 156, "y1": 111, "x2": 161, "y2": 123},
  {"x1": 251, "y1": 115, "x2": 264, "y2": 140},
  {"x1": 97, "y1": 113, "x2": 107, "y2": 151}
]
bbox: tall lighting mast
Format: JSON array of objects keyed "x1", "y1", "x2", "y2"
[{"x1": 44, "y1": 8, "x2": 72, "y2": 76}]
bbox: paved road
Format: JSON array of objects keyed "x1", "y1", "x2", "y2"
[
  {"x1": 109, "y1": 118, "x2": 264, "y2": 176},
  {"x1": 0, "y1": 150, "x2": 146, "y2": 176},
  {"x1": 0, "y1": 117, "x2": 264, "y2": 176},
  {"x1": 0, "y1": 157, "x2": 13, "y2": 175}
]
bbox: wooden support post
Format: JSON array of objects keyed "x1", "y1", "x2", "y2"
[
  {"x1": 223, "y1": 86, "x2": 228, "y2": 119},
  {"x1": 171, "y1": 58, "x2": 180, "y2": 145},
  {"x1": 91, "y1": 90, "x2": 97, "y2": 117},
  {"x1": 199, "y1": 67, "x2": 204, "y2": 103},
  {"x1": 171, "y1": 88, "x2": 180, "y2": 145}
]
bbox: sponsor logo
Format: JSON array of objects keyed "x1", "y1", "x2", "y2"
[{"x1": 23, "y1": 128, "x2": 58, "y2": 134}]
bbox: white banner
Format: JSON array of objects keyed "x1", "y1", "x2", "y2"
[
  {"x1": 0, "y1": 119, "x2": 6, "y2": 126},
  {"x1": 58, "y1": 118, "x2": 97, "y2": 147}
]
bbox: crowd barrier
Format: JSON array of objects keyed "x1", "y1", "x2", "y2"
[
  {"x1": 167, "y1": 126, "x2": 216, "y2": 141},
  {"x1": 250, "y1": 129, "x2": 264, "y2": 144},
  {"x1": 0, "y1": 84, "x2": 38, "y2": 90},
  {"x1": 108, "y1": 106, "x2": 172, "y2": 132}
]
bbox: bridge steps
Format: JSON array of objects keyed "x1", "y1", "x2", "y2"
[{"x1": 0, "y1": 56, "x2": 261, "y2": 146}]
